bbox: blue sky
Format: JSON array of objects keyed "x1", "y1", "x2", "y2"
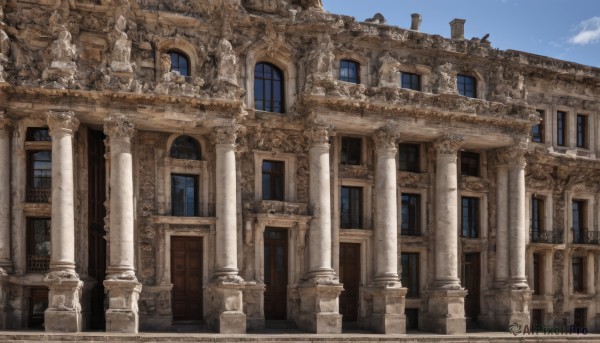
[{"x1": 323, "y1": 0, "x2": 600, "y2": 68}]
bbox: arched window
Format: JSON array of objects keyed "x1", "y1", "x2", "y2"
[
  {"x1": 169, "y1": 51, "x2": 190, "y2": 77},
  {"x1": 170, "y1": 135, "x2": 201, "y2": 160},
  {"x1": 340, "y1": 60, "x2": 360, "y2": 84},
  {"x1": 254, "y1": 62, "x2": 284, "y2": 113}
]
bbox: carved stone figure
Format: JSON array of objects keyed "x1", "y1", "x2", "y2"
[
  {"x1": 216, "y1": 38, "x2": 238, "y2": 86},
  {"x1": 432, "y1": 62, "x2": 457, "y2": 95},
  {"x1": 377, "y1": 52, "x2": 401, "y2": 88},
  {"x1": 42, "y1": 12, "x2": 77, "y2": 88},
  {"x1": 108, "y1": 16, "x2": 133, "y2": 73},
  {"x1": 304, "y1": 34, "x2": 335, "y2": 94},
  {"x1": 0, "y1": 29, "x2": 8, "y2": 83}
]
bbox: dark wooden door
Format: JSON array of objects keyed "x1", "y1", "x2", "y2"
[
  {"x1": 574, "y1": 308, "x2": 586, "y2": 328},
  {"x1": 87, "y1": 129, "x2": 107, "y2": 330},
  {"x1": 339, "y1": 243, "x2": 360, "y2": 322},
  {"x1": 264, "y1": 229, "x2": 288, "y2": 320},
  {"x1": 462, "y1": 253, "x2": 481, "y2": 323},
  {"x1": 171, "y1": 236, "x2": 203, "y2": 320}
]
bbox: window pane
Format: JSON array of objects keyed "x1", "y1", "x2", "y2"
[
  {"x1": 461, "y1": 152, "x2": 480, "y2": 177},
  {"x1": 262, "y1": 160, "x2": 285, "y2": 201},
  {"x1": 170, "y1": 52, "x2": 190, "y2": 76},
  {"x1": 399, "y1": 144, "x2": 419, "y2": 172},
  {"x1": 340, "y1": 60, "x2": 359, "y2": 83},
  {"x1": 341, "y1": 137, "x2": 361, "y2": 165},
  {"x1": 26, "y1": 128, "x2": 51, "y2": 141},
  {"x1": 170, "y1": 136, "x2": 202, "y2": 160},
  {"x1": 171, "y1": 174, "x2": 198, "y2": 216},
  {"x1": 341, "y1": 186, "x2": 363, "y2": 229}
]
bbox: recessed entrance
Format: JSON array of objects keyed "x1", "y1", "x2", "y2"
[
  {"x1": 461, "y1": 252, "x2": 481, "y2": 327},
  {"x1": 264, "y1": 228, "x2": 288, "y2": 320},
  {"x1": 171, "y1": 236, "x2": 203, "y2": 321},
  {"x1": 339, "y1": 243, "x2": 360, "y2": 322}
]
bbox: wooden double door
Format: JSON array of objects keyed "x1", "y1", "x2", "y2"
[
  {"x1": 264, "y1": 228, "x2": 288, "y2": 320},
  {"x1": 339, "y1": 243, "x2": 360, "y2": 322},
  {"x1": 461, "y1": 253, "x2": 481, "y2": 324},
  {"x1": 171, "y1": 236, "x2": 203, "y2": 321}
]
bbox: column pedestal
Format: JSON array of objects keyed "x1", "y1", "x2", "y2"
[
  {"x1": 0, "y1": 271, "x2": 8, "y2": 329},
  {"x1": 363, "y1": 282, "x2": 407, "y2": 334},
  {"x1": 205, "y1": 277, "x2": 246, "y2": 334},
  {"x1": 297, "y1": 279, "x2": 343, "y2": 334},
  {"x1": 104, "y1": 278, "x2": 142, "y2": 333},
  {"x1": 423, "y1": 289, "x2": 468, "y2": 334},
  {"x1": 488, "y1": 289, "x2": 532, "y2": 331},
  {"x1": 44, "y1": 271, "x2": 83, "y2": 332}
]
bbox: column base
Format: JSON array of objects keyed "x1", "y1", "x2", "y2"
[
  {"x1": 480, "y1": 288, "x2": 532, "y2": 331},
  {"x1": 44, "y1": 271, "x2": 83, "y2": 333},
  {"x1": 104, "y1": 278, "x2": 142, "y2": 333},
  {"x1": 362, "y1": 281, "x2": 407, "y2": 334},
  {"x1": 422, "y1": 288, "x2": 467, "y2": 334},
  {"x1": 0, "y1": 271, "x2": 8, "y2": 329},
  {"x1": 205, "y1": 275, "x2": 246, "y2": 334},
  {"x1": 296, "y1": 277, "x2": 343, "y2": 334}
]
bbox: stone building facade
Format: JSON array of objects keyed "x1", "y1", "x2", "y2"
[{"x1": 0, "y1": 0, "x2": 599, "y2": 335}]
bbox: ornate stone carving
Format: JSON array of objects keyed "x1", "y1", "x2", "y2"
[
  {"x1": 263, "y1": 22, "x2": 286, "y2": 57},
  {"x1": 47, "y1": 111, "x2": 80, "y2": 133},
  {"x1": 245, "y1": 0, "x2": 285, "y2": 14},
  {"x1": 108, "y1": 16, "x2": 134, "y2": 73},
  {"x1": 433, "y1": 134, "x2": 463, "y2": 155},
  {"x1": 489, "y1": 65, "x2": 527, "y2": 104},
  {"x1": 0, "y1": 113, "x2": 12, "y2": 130},
  {"x1": 339, "y1": 165, "x2": 371, "y2": 179},
  {"x1": 372, "y1": 125, "x2": 400, "y2": 151},
  {"x1": 304, "y1": 123, "x2": 333, "y2": 145},
  {"x1": 377, "y1": 52, "x2": 401, "y2": 88},
  {"x1": 304, "y1": 34, "x2": 336, "y2": 95},
  {"x1": 293, "y1": 0, "x2": 323, "y2": 10},
  {"x1": 215, "y1": 38, "x2": 238, "y2": 86},
  {"x1": 431, "y1": 62, "x2": 458, "y2": 95},
  {"x1": 212, "y1": 123, "x2": 243, "y2": 145},
  {"x1": 42, "y1": 12, "x2": 77, "y2": 89},
  {"x1": 104, "y1": 114, "x2": 135, "y2": 141},
  {"x1": 497, "y1": 143, "x2": 527, "y2": 167},
  {"x1": 252, "y1": 200, "x2": 308, "y2": 216},
  {"x1": 0, "y1": 22, "x2": 9, "y2": 83}
]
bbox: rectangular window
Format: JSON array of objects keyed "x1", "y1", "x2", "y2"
[
  {"x1": 461, "y1": 197, "x2": 479, "y2": 238},
  {"x1": 26, "y1": 151, "x2": 52, "y2": 203},
  {"x1": 460, "y1": 151, "x2": 480, "y2": 177},
  {"x1": 401, "y1": 72, "x2": 421, "y2": 91},
  {"x1": 401, "y1": 193, "x2": 421, "y2": 236},
  {"x1": 557, "y1": 111, "x2": 566, "y2": 146},
  {"x1": 26, "y1": 128, "x2": 51, "y2": 142},
  {"x1": 530, "y1": 196, "x2": 545, "y2": 234},
  {"x1": 262, "y1": 160, "x2": 285, "y2": 201},
  {"x1": 533, "y1": 253, "x2": 543, "y2": 295},
  {"x1": 171, "y1": 174, "x2": 199, "y2": 216},
  {"x1": 577, "y1": 114, "x2": 588, "y2": 148},
  {"x1": 572, "y1": 200, "x2": 587, "y2": 244},
  {"x1": 340, "y1": 186, "x2": 363, "y2": 229},
  {"x1": 457, "y1": 74, "x2": 476, "y2": 98},
  {"x1": 401, "y1": 253, "x2": 420, "y2": 298},
  {"x1": 27, "y1": 218, "x2": 51, "y2": 273},
  {"x1": 398, "y1": 143, "x2": 419, "y2": 173},
  {"x1": 340, "y1": 137, "x2": 362, "y2": 166},
  {"x1": 572, "y1": 257, "x2": 585, "y2": 293},
  {"x1": 532, "y1": 110, "x2": 545, "y2": 143},
  {"x1": 340, "y1": 60, "x2": 359, "y2": 84}
]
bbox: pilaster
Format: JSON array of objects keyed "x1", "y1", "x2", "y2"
[{"x1": 0, "y1": 114, "x2": 12, "y2": 274}]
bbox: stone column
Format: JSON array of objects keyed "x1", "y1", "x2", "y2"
[
  {"x1": 44, "y1": 111, "x2": 83, "y2": 333},
  {"x1": 363, "y1": 126, "x2": 406, "y2": 334},
  {"x1": 0, "y1": 114, "x2": 11, "y2": 329},
  {"x1": 205, "y1": 124, "x2": 246, "y2": 334},
  {"x1": 103, "y1": 114, "x2": 142, "y2": 333},
  {"x1": 297, "y1": 124, "x2": 342, "y2": 334},
  {"x1": 424, "y1": 134, "x2": 467, "y2": 335},
  {"x1": 489, "y1": 144, "x2": 531, "y2": 331},
  {"x1": 495, "y1": 157, "x2": 509, "y2": 285},
  {"x1": 0, "y1": 114, "x2": 12, "y2": 273}
]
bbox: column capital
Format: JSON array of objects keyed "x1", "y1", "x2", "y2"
[
  {"x1": 373, "y1": 125, "x2": 399, "y2": 152},
  {"x1": 497, "y1": 143, "x2": 527, "y2": 167},
  {"x1": 212, "y1": 123, "x2": 243, "y2": 145},
  {"x1": 433, "y1": 134, "x2": 463, "y2": 156},
  {"x1": 47, "y1": 111, "x2": 79, "y2": 135},
  {"x1": 304, "y1": 123, "x2": 333, "y2": 146},
  {"x1": 104, "y1": 114, "x2": 135, "y2": 141},
  {"x1": 0, "y1": 112, "x2": 13, "y2": 131}
]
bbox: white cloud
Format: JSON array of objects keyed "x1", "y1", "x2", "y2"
[{"x1": 569, "y1": 17, "x2": 600, "y2": 45}]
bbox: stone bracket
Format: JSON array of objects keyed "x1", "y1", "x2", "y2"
[
  {"x1": 297, "y1": 282, "x2": 343, "y2": 334},
  {"x1": 104, "y1": 279, "x2": 142, "y2": 333},
  {"x1": 362, "y1": 283, "x2": 407, "y2": 334}
]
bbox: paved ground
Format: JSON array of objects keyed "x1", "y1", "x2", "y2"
[{"x1": 0, "y1": 330, "x2": 599, "y2": 343}]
